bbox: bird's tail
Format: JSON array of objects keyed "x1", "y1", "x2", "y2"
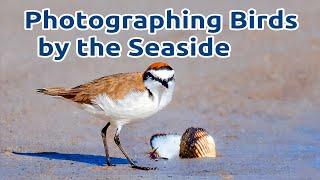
[{"x1": 36, "y1": 87, "x2": 70, "y2": 97}]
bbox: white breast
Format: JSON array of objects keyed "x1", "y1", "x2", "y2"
[
  {"x1": 82, "y1": 81, "x2": 175, "y2": 127},
  {"x1": 99, "y1": 91, "x2": 159, "y2": 118},
  {"x1": 82, "y1": 90, "x2": 161, "y2": 127}
]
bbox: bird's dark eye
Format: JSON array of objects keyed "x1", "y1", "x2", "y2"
[
  {"x1": 147, "y1": 74, "x2": 153, "y2": 80},
  {"x1": 143, "y1": 72, "x2": 153, "y2": 81}
]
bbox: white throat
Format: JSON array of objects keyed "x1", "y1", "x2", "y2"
[{"x1": 144, "y1": 78, "x2": 175, "y2": 111}]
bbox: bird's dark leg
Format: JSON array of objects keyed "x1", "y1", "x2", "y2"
[
  {"x1": 114, "y1": 127, "x2": 156, "y2": 170},
  {"x1": 101, "y1": 122, "x2": 114, "y2": 166}
]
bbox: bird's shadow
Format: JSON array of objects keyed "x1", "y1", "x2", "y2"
[{"x1": 12, "y1": 151, "x2": 128, "y2": 166}]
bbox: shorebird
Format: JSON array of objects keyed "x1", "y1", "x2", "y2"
[{"x1": 37, "y1": 62, "x2": 175, "y2": 170}]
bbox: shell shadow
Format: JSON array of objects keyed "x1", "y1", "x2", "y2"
[{"x1": 12, "y1": 151, "x2": 128, "y2": 166}]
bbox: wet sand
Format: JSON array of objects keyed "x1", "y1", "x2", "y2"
[{"x1": 1, "y1": 0, "x2": 320, "y2": 179}]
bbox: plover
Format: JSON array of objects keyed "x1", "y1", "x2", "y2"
[{"x1": 37, "y1": 62, "x2": 175, "y2": 170}]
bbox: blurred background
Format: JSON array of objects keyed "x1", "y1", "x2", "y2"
[{"x1": 1, "y1": 0, "x2": 319, "y2": 179}]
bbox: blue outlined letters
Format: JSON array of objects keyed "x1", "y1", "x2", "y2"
[
  {"x1": 127, "y1": 36, "x2": 231, "y2": 58},
  {"x1": 24, "y1": 8, "x2": 299, "y2": 61},
  {"x1": 76, "y1": 36, "x2": 122, "y2": 58},
  {"x1": 37, "y1": 36, "x2": 71, "y2": 62},
  {"x1": 230, "y1": 8, "x2": 299, "y2": 31}
]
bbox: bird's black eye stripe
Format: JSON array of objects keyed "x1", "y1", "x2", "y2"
[
  {"x1": 143, "y1": 72, "x2": 153, "y2": 81},
  {"x1": 168, "y1": 75, "x2": 175, "y2": 82},
  {"x1": 143, "y1": 72, "x2": 174, "y2": 88}
]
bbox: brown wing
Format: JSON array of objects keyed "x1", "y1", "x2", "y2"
[
  {"x1": 39, "y1": 72, "x2": 145, "y2": 104},
  {"x1": 71, "y1": 72, "x2": 145, "y2": 104}
]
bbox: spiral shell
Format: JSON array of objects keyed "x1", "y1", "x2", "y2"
[{"x1": 179, "y1": 127, "x2": 216, "y2": 158}]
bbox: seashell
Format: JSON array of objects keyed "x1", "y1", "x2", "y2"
[
  {"x1": 179, "y1": 127, "x2": 216, "y2": 158},
  {"x1": 149, "y1": 133, "x2": 181, "y2": 159},
  {"x1": 149, "y1": 127, "x2": 216, "y2": 159}
]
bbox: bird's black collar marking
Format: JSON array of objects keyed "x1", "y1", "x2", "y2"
[{"x1": 146, "y1": 87, "x2": 153, "y2": 98}]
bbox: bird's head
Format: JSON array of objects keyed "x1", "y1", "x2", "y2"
[{"x1": 143, "y1": 62, "x2": 175, "y2": 90}]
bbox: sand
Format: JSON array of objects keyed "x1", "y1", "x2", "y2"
[{"x1": 1, "y1": 0, "x2": 320, "y2": 179}]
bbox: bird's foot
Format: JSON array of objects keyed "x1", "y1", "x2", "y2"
[
  {"x1": 131, "y1": 164, "x2": 156, "y2": 171},
  {"x1": 107, "y1": 163, "x2": 116, "y2": 166},
  {"x1": 106, "y1": 159, "x2": 116, "y2": 166}
]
